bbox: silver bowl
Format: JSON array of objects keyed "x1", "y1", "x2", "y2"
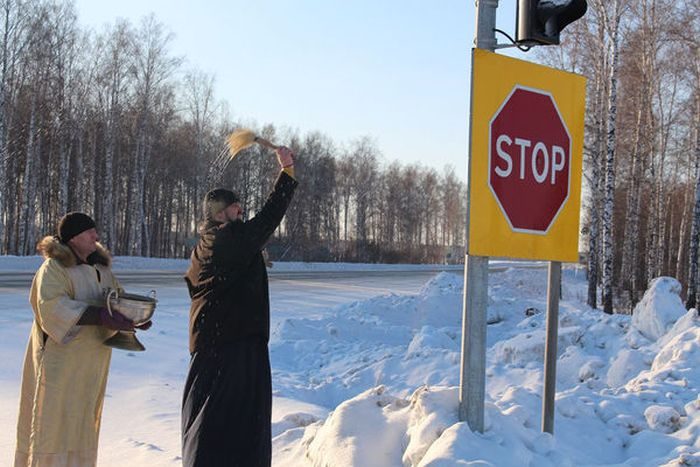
[
  {"x1": 103, "y1": 289, "x2": 157, "y2": 351},
  {"x1": 107, "y1": 289, "x2": 157, "y2": 325}
]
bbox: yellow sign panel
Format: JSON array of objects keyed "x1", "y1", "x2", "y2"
[{"x1": 467, "y1": 49, "x2": 586, "y2": 262}]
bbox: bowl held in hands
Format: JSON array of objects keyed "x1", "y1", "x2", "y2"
[{"x1": 103, "y1": 289, "x2": 157, "y2": 352}]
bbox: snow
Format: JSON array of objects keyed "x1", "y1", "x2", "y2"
[
  {"x1": 1, "y1": 257, "x2": 698, "y2": 466},
  {"x1": 644, "y1": 405, "x2": 682, "y2": 434},
  {"x1": 631, "y1": 277, "x2": 687, "y2": 342}
]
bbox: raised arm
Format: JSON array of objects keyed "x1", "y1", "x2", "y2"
[{"x1": 240, "y1": 146, "x2": 298, "y2": 251}]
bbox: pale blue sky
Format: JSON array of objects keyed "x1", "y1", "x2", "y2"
[{"x1": 74, "y1": 1, "x2": 526, "y2": 180}]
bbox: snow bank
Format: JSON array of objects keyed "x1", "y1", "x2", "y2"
[
  {"x1": 606, "y1": 349, "x2": 649, "y2": 387},
  {"x1": 631, "y1": 277, "x2": 686, "y2": 341},
  {"x1": 297, "y1": 385, "x2": 567, "y2": 467},
  {"x1": 272, "y1": 272, "x2": 700, "y2": 466},
  {"x1": 402, "y1": 386, "x2": 459, "y2": 466},
  {"x1": 304, "y1": 386, "x2": 410, "y2": 466}
]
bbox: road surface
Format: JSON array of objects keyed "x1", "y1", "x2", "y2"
[{"x1": 0, "y1": 267, "x2": 467, "y2": 291}]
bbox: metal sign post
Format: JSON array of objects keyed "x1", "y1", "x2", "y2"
[
  {"x1": 459, "y1": 255, "x2": 489, "y2": 431},
  {"x1": 459, "y1": 0, "x2": 498, "y2": 433},
  {"x1": 542, "y1": 261, "x2": 561, "y2": 434}
]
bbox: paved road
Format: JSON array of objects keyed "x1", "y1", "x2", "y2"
[
  {"x1": 0, "y1": 268, "x2": 469, "y2": 331},
  {"x1": 0, "y1": 262, "x2": 547, "y2": 293},
  {"x1": 0, "y1": 268, "x2": 466, "y2": 290}
]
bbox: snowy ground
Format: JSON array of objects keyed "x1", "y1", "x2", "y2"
[{"x1": 1, "y1": 256, "x2": 698, "y2": 466}]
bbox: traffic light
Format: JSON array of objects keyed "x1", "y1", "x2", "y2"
[{"x1": 516, "y1": 0, "x2": 588, "y2": 46}]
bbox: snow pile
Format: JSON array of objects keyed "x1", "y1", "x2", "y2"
[
  {"x1": 644, "y1": 405, "x2": 681, "y2": 434},
  {"x1": 606, "y1": 348, "x2": 649, "y2": 387},
  {"x1": 631, "y1": 277, "x2": 686, "y2": 341},
  {"x1": 305, "y1": 386, "x2": 410, "y2": 466},
  {"x1": 271, "y1": 269, "x2": 700, "y2": 466}
]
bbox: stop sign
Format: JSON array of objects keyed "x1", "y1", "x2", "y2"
[{"x1": 488, "y1": 86, "x2": 571, "y2": 233}]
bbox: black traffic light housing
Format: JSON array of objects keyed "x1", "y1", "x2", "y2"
[{"x1": 516, "y1": 0, "x2": 588, "y2": 46}]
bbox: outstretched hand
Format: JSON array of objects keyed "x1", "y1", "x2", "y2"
[{"x1": 276, "y1": 147, "x2": 295, "y2": 169}]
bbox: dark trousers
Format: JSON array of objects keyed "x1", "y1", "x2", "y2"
[{"x1": 182, "y1": 338, "x2": 272, "y2": 467}]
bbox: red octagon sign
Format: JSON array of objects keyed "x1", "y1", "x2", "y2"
[{"x1": 488, "y1": 86, "x2": 571, "y2": 234}]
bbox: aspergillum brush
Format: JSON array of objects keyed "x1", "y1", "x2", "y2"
[{"x1": 226, "y1": 129, "x2": 280, "y2": 159}]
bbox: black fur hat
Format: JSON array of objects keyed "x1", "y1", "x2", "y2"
[{"x1": 58, "y1": 212, "x2": 96, "y2": 243}]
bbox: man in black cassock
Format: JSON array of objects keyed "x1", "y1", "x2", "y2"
[{"x1": 182, "y1": 146, "x2": 297, "y2": 466}]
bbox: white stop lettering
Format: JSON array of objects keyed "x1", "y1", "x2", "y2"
[{"x1": 494, "y1": 134, "x2": 566, "y2": 185}]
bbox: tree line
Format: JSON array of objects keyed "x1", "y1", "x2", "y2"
[
  {"x1": 541, "y1": 0, "x2": 700, "y2": 311},
  {"x1": 7, "y1": 0, "x2": 700, "y2": 314},
  {"x1": 0, "y1": 0, "x2": 466, "y2": 264}
]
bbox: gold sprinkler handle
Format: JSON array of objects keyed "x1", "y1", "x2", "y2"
[{"x1": 254, "y1": 136, "x2": 280, "y2": 151}]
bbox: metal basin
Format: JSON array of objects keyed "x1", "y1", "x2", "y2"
[
  {"x1": 107, "y1": 289, "x2": 156, "y2": 325},
  {"x1": 103, "y1": 289, "x2": 157, "y2": 352}
]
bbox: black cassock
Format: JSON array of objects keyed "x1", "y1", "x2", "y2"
[
  {"x1": 182, "y1": 172, "x2": 297, "y2": 467},
  {"x1": 182, "y1": 339, "x2": 271, "y2": 466}
]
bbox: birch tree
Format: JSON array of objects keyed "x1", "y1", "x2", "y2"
[
  {"x1": 594, "y1": 0, "x2": 626, "y2": 314},
  {"x1": 619, "y1": 0, "x2": 660, "y2": 308},
  {"x1": 683, "y1": 0, "x2": 700, "y2": 309},
  {"x1": 127, "y1": 15, "x2": 179, "y2": 255},
  {"x1": 93, "y1": 20, "x2": 132, "y2": 249},
  {"x1": 689, "y1": 78, "x2": 700, "y2": 309},
  {"x1": 45, "y1": 1, "x2": 80, "y2": 215},
  {"x1": 0, "y1": 0, "x2": 30, "y2": 252},
  {"x1": 182, "y1": 68, "x2": 217, "y2": 230},
  {"x1": 350, "y1": 137, "x2": 379, "y2": 261}
]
